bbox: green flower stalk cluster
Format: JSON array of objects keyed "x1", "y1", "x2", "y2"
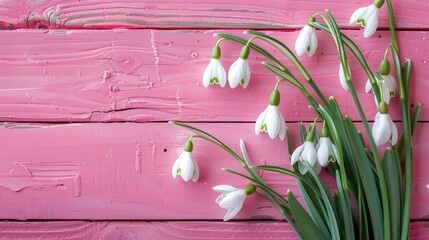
[{"x1": 171, "y1": 0, "x2": 419, "y2": 239}]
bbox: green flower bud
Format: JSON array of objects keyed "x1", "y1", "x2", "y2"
[
  {"x1": 373, "y1": 0, "x2": 385, "y2": 8},
  {"x1": 379, "y1": 101, "x2": 389, "y2": 114},
  {"x1": 240, "y1": 45, "x2": 250, "y2": 59},
  {"x1": 244, "y1": 184, "x2": 257, "y2": 195},
  {"x1": 212, "y1": 46, "x2": 221, "y2": 59},
  {"x1": 269, "y1": 90, "x2": 281, "y2": 106},
  {"x1": 320, "y1": 126, "x2": 329, "y2": 138},
  {"x1": 379, "y1": 59, "x2": 390, "y2": 75},
  {"x1": 306, "y1": 127, "x2": 316, "y2": 142},
  {"x1": 183, "y1": 140, "x2": 193, "y2": 152}
]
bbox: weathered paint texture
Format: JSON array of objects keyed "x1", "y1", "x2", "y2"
[
  {"x1": 0, "y1": 30, "x2": 427, "y2": 122},
  {"x1": 0, "y1": 0, "x2": 428, "y2": 238},
  {"x1": 0, "y1": 0, "x2": 428, "y2": 29},
  {"x1": 0, "y1": 122, "x2": 428, "y2": 220},
  {"x1": 0, "y1": 221, "x2": 427, "y2": 239}
]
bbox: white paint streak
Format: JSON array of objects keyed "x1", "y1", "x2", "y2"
[{"x1": 150, "y1": 29, "x2": 162, "y2": 83}]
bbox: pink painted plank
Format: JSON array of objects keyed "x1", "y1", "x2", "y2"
[
  {"x1": 0, "y1": 221, "x2": 427, "y2": 240},
  {"x1": 0, "y1": 29, "x2": 427, "y2": 122},
  {"x1": 0, "y1": 0, "x2": 428, "y2": 30},
  {"x1": 0, "y1": 122, "x2": 428, "y2": 220}
]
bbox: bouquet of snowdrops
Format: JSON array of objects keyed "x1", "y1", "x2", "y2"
[{"x1": 171, "y1": 0, "x2": 419, "y2": 239}]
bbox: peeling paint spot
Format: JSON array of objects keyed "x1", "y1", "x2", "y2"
[
  {"x1": 0, "y1": 162, "x2": 82, "y2": 196},
  {"x1": 135, "y1": 143, "x2": 142, "y2": 173},
  {"x1": 150, "y1": 29, "x2": 162, "y2": 83}
]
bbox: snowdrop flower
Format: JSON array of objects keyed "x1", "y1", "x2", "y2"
[
  {"x1": 295, "y1": 17, "x2": 318, "y2": 57},
  {"x1": 172, "y1": 140, "x2": 199, "y2": 182},
  {"x1": 316, "y1": 127, "x2": 339, "y2": 168},
  {"x1": 349, "y1": 0, "x2": 384, "y2": 38},
  {"x1": 203, "y1": 46, "x2": 227, "y2": 88},
  {"x1": 339, "y1": 63, "x2": 351, "y2": 91},
  {"x1": 255, "y1": 90, "x2": 286, "y2": 140},
  {"x1": 291, "y1": 129, "x2": 317, "y2": 175},
  {"x1": 372, "y1": 102, "x2": 398, "y2": 146},
  {"x1": 213, "y1": 184, "x2": 256, "y2": 221},
  {"x1": 365, "y1": 60, "x2": 397, "y2": 105},
  {"x1": 228, "y1": 45, "x2": 251, "y2": 89}
]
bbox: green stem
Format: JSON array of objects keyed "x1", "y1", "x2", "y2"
[
  {"x1": 385, "y1": 0, "x2": 398, "y2": 49},
  {"x1": 244, "y1": 30, "x2": 330, "y2": 107},
  {"x1": 310, "y1": 22, "x2": 382, "y2": 104}
]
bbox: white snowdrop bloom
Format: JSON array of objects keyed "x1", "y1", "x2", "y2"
[
  {"x1": 365, "y1": 60, "x2": 397, "y2": 106},
  {"x1": 291, "y1": 129, "x2": 318, "y2": 175},
  {"x1": 295, "y1": 21, "x2": 318, "y2": 57},
  {"x1": 172, "y1": 140, "x2": 199, "y2": 182},
  {"x1": 213, "y1": 184, "x2": 256, "y2": 221},
  {"x1": 203, "y1": 58, "x2": 227, "y2": 88},
  {"x1": 350, "y1": 4, "x2": 381, "y2": 38},
  {"x1": 372, "y1": 102, "x2": 398, "y2": 146},
  {"x1": 339, "y1": 63, "x2": 351, "y2": 91},
  {"x1": 316, "y1": 127, "x2": 339, "y2": 167},
  {"x1": 255, "y1": 90, "x2": 286, "y2": 140},
  {"x1": 228, "y1": 45, "x2": 251, "y2": 89}
]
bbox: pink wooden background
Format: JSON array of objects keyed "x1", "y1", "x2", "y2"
[{"x1": 1, "y1": 0, "x2": 429, "y2": 239}]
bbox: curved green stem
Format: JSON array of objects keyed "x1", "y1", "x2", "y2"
[
  {"x1": 310, "y1": 22, "x2": 382, "y2": 104},
  {"x1": 244, "y1": 30, "x2": 330, "y2": 107}
]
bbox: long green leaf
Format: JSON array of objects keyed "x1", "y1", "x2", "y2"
[
  {"x1": 382, "y1": 148, "x2": 401, "y2": 240},
  {"x1": 288, "y1": 190, "x2": 326, "y2": 240},
  {"x1": 298, "y1": 181, "x2": 331, "y2": 239},
  {"x1": 344, "y1": 117, "x2": 383, "y2": 240},
  {"x1": 336, "y1": 171, "x2": 355, "y2": 240}
]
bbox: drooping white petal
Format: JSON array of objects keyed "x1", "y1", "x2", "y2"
[
  {"x1": 202, "y1": 61, "x2": 213, "y2": 88},
  {"x1": 389, "y1": 115, "x2": 398, "y2": 145},
  {"x1": 308, "y1": 29, "x2": 318, "y2": 57},
  {"x1": 214, "y1": 59, "x2": 227, "y2": 87},
  {"x1": 295, "y1": 25, "x2": 311, "y2": 56},
  {"x1": 365, "y1": 79, "x2": 372, "y2": 93},
  {"x1": 298, "y1": 161, "x2": 308, "y2": 175},
  {"x1": 339, "y1": 63, "x2": 350, "y2": 91},
  {"x1": 228, "y1": 58, "x2": 244, "y2": 89},
  {"x1": 317, "y1": 138, "x2": 330, "y2": 167},
  {"x1": 218, "y1": 190, "x2": 246, "y2": 209},
  {"x1": 179, "y1": 152, "x2": 195, "y2": 182},
  {"x1": 191, "y1": 158, "x2": 199, "y2": 182},
  {"x1": 213, "y1": 185, "x2": 240, "y2": 193},
  {"x1": 203, "y1": 59, "x2": 227, "y2": 88},
  {"x1": 241, "y1": 61, "x2": 251, "y2": 89},
  {"x1": 302, "y1": 141, "x2": 317, "y2": 166},
  {"x1": 291, "y1": 144, "x2": 305, "y2": 165},
  {"x1": 255, "y1": 106, "x2": 269, "y2": 135},
  {"x1": 278, "y1": 112, "x2": 286, "y2": 141},
  {"x1": 373, "y1": 114, "x2": 392, "y2": 146},
  {"x1": 384, "y1": 74, "x2": 396, "y2": 96},
  {"x1": 265, "y1": 106, "x2": 280, "y2": 140},
  {"x1": 171, "y1": 156, "x2": 181, "y2": 179},
  {"x1": 364, "y1": 9, "x2": 378, "y2": 38},
  {"x1": 215, "y1": 194, "x2": 225, "y2": 204},
  {"x1": 350, "y1": 6, "x2": 368, "y2": 24},
  {"x1": 223, "y1": 203, "x2": 244, "y2": 221}
]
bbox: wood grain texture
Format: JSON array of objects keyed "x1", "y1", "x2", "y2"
[
  {"x1": 0, "y1": 122, "x2": 428, "y2": 220},
  {"x1": 0, "y1": 29, "x2": 427, "y2": 122},
  {"x1": 0, "y1": 0, "x2": 428, "y2": 30},
  {"x1": 0, "y1": 221, "x2": 428, "y2": 239}
]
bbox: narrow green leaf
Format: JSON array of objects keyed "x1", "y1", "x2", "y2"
[
  {"x1": 298, "y1": 181, "x2": 332, "y2": 239},
  {"x1": 336, "y1": 171, "x2": 355, "y2": 240},
  {"x1": 288, "y1": 190, "x2": 326, "y2": 240},
  {"x1": 304, "y1": 162, "x2": 340, "y2": 240},
  {"x1": 382, "y1": 148, "x2": 401, "y2": 240},
  {"x1": 344, "y1": 117, "x2": 383, "y2": 240}
]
